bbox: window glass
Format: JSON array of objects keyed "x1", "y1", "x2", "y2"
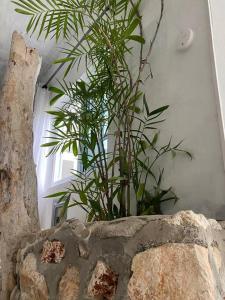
[
  {"x1": 53, "y1": 151, "x2": 78, "y2": 182},
  {"x1": 50, "y1": 95, "x2": 79, "y2": 183}
]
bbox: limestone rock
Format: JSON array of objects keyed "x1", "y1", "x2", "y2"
[
  {"x1": 59, "y1": 267, "x2": 80, "y2": 300},
  {"x1": 128, "y1": 243, "x2": 218, "y2": 300},
  {"x1": 69, "y1": 220, "x2": 90, "y2": 258},
  {"x1": 88, "y1": 217, "x2": 146, "y2": 238},
  {"x1": 88, "y1": 261, "x2": 118, "y2": 299},
  {"x1": 11, "y1": 211, "x2": 225, "y2": 299},
  {"x1": 164, "y1": 210, "x2": 222, "y2": 230},
  {"x1": 208, "y1": 219, "x2": 222, "y2": 230},
  {"x1": 211, "y1": 245, "x2": 222, "y2": 272},
  {"x1": 20, "y1": 253, "x2": 48, "y2": 300}
]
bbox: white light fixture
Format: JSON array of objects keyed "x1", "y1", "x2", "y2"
[{"x1": 177, "y1": 28, "x2": 195, "y2": 51}]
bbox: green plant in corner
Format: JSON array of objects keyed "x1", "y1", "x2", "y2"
[{"x1": 13, "y1": 0, "x2": 192, "y2": 221}]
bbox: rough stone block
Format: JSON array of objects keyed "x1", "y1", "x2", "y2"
[
  {"x1": 41, "y1": 240, "x2": 65, "y2": 264},
  {"x1": 88, "y1": 261, "x2": 118, "y2": 300},
  {"x1": 12, "y1": 211, "x2": 225, "y2": 299},
  {"x1": 58, "y1": 267, "x2": 80, "y2": 300},
  {"x1": 128, "y1": 243, "x2": 218, "y2": 300},
  {"x1": 20, "y1": 253, "x2": 48, "y2": 300}
]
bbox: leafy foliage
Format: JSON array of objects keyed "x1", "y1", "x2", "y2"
[{"x1": 14, "y1": 0, "x2": 191, "y2": 221}]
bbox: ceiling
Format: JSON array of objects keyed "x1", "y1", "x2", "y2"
[{"x1": 0, "y1": 0, "x2": 62, "y2": 86}]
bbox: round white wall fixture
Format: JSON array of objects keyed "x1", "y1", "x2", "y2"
[{"x1": 177, "y1": 28, "x2": 194, "y2": 51}]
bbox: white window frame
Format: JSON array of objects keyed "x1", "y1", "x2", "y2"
[{"x1": 34, "y1": 87, "x2": 86, "y2": 229}]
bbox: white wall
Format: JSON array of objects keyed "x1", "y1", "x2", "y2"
[{"x1": 136, "y1": 0, "x2": 225, "y2": 219}]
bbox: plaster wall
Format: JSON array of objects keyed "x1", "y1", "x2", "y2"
[{"x1": 136, "y1": 0, "x2": 225, "y2": 219}]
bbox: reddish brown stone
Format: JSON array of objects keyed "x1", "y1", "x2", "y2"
[
  {"x1": 88, "y1": 261, "x2": 118, "y2": 300},
  {"x1": 41, "y1": 240, "x2": 65, "y2": 264}
]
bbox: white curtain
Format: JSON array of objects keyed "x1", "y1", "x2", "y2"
[{"x1": 33, "y1": 85, "x2": 52, "y2": 229}]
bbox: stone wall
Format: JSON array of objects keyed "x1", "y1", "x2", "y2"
[{"x1": 10, "y1": 211, "x2": 225, "y2": 299}]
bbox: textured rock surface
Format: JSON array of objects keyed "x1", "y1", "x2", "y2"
[
  {"x1": 164, "y1": 210, "x2": 222, "y2": 230},
  {"x1": 11, "y1": 211, "x2": 225, "y2": 299},
  {"x1": 58, "y1": 267, "x2": 80, "y2": 300},
  {"x1": 0, "y1": 31, "x2": 41, "y2": 299},
  {"x1": 20, "y1": 254, "x2": 48, "y2": 300},
  {"x1": 128, "y1": 244, "x2": 216, "y2": 300},
  {"x1": 41, "y1": 240, "x2": 65, "y2": 264},
  {"x1": 88, "y1": 261, "x2": 118, "y2": 299},
  {"x1": 88, "y1": 217, "x2": 147, "y2": 238}
]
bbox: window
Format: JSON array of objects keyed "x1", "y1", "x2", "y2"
[
  {"x1": 52, "y1": 202, "x2": 67, "y2": 226},
  {"x1": 34, "y1": 81, "x2": 108, "y2": 229},
  {"x1": 53, "y1": 151, "x2": 78, "y2": 182},
  {"x1": 34, "y1": 87, "x2": 85, "y2": 229}
]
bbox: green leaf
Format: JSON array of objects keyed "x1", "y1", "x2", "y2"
[
  {"x1": 90, "y1": 130, "x2": 97, "y2": 151},
  {"x1": 152, "y1": 132, "x2": 159, "y2": 145},
  {"x1": 54, "y1": 57, "x2": 74, "y2": 64},
  {"x1": 82, "y1": 151, "x2": 88, "y2": 170},
  {"x1": 49, "y1": 85, "x2": 65, "y2": 105},
  {"x1": 143, "y1": 94, "x2": 150, "y2": 116},
  {"x1": 41, "y1": 141, "x2": 59, "y2": 147},
  {"x1": 128, "y1": 0, "x2": 141, "y2": 21},
  {"x1": 107, "y1": 157, "x2": 121, "y2": 170},
  {"x1": 87, "y1": 209, "x2": 95, "y2": 222},
  {"x1": 64, "y1": 61, "x2": 74, "y2": 78},
  {"x1": 149, "y1": 105, "x2": 169, "y2": 117},
  {"x1": 132, "y1": 106, "x2": 141, "y2": 114},
  {"x1": 61, "y1": 194, "x2": 71, "y2": 217},
  {"x1": 38, "y1": 13, "x2": 47, "y2": 38},
  {"x1": 62, "y1": 142, "x2": 70, "y2": 153},
  {"x1": 31, "y1": 13, "x2": 41, "y2": 35},
  {"x1": 72, "y1": 141, "x2": 78, "y2": 156},
  {"x1": 157, "y1": 169, "x2": 164, "y2": 186},
  {"x1": 108, "y1": 176, "x2": 126, "y2": 182},
  {"x1": 45, "y1": 12, "x2": 54, "y2": 39},
  {"x1": 123, "y1": 18, "x2": 140, "y2": 37},
  {"x1": 136, "y1": 159, "x2": 157, "y2": 181},
  {"x1": 49, "y1": 86, "x2": 64, "y2": 94},
  {"x1": 127, "y1": 35, "x2": 145, "y2": 44},
  {"x1": 89, "y1": 200, "x2": 101, "y2": 212},
  {"x1": 44, "y1": 191, "x2": 67, "y2": 198},
  {"x1": 137, "y1": 183, "x2": 145, "y2": 201},
  {"x1": 50, "y1": 94, "x2": 63, "y2": 106},
  {"x1": 15, "y1": 8, "x2": 33, "y2": 15},
  {"x1": 77, "y1": 80, "x2": 86, "y2": 91},
  {"x1": 79, "y1": 191, "x2": 88, "y2": 204},
  {"x1": 46, "y1": 110, "x2": 65, "y2": 117},
  {"x1": 26, "y1": 16, "x2": 36, "y2": 32}
]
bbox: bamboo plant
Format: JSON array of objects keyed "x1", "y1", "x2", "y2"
[{"x1": 14, "y1": 0, "x2": 191, "y2": 221}]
